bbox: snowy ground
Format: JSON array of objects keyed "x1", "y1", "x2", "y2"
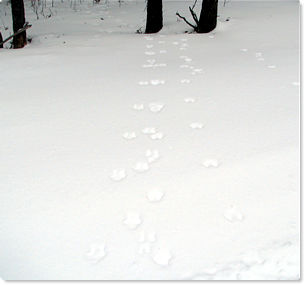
[{"x1": 0, "y1": 0, "x2": 300, "y2": 280}]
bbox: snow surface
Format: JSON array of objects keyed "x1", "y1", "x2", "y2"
[{"x1": 0, "y1": 0, "x2": 300, "y2": 280}]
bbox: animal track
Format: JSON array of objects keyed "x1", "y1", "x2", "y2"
[
  {"x1": 110, "y1": 169, "x2": 127, "y2": 181},
  {"x1": 142, "y1": 127, "x2": 156, "y2": 134},
  {"x1": 223, "y1": 206, "x2": 244, "y2": 223},
  {"x1": 184, "y1": 57, "x2": 192, "y2": 62},
  {"x1": 147, "y1": 188, "x2": 164, "y2": 202},
  {"x1": 138, "y1": 80, "x2": 165, "y2": 86},
  {"x1": 184, "y1": 97, "x2": 196, "y2": 103},
  {"x1": 138, "y1": 81, "x2": 149, "y2": 86},
  {"x1": 150, "y1": 132, "x2": 164, "y2": 140},
  {"x1": 190, "y1": 122, "x2": 205, "y2": 129},
  {"x1": 133, "y1": 103, "x2": 144, "y2": 110},
  {"x1": 122, "y1": 132, "x2": 137, "y2": 140},
  {"x1": 85, "y1": 242, "x2": 107, "y2": 264},
  {"x1": 124, "y1": 212, "x2": 142, "y2": 229},
  {"x1": 152, "y1": 248, "x2": 172, "y2": 266},
  {"x1": 145, "y1": 149, "x2": 160, "y2": 163},
  {"x1": 150, "y1": 79, "x2": 165, "y2": 85},
  {"x1": 202, "y1": 159, "x2": 220, "y2": 168},
  {"x1": 241, "y1": 250, "x2": 264, "y2": 266},
  {"x1": 143, "y1": 63, "x2": 167, "y2": 68},
  {"x1": 142, "y1": 64, "x2": 153, "y2": 68},
  {"x1": 149, "y1": 102, "x2": 165, "y2": 113},
  {"x1": 147, "y1": 59, "x2": 156, "y2": 64},
  {"x1": 138, "y1": 231, "x2": 156, "y2": 255},
  {"x1": 138, "y1": 230, "x2": 156, "y2": 243},
  {"x1": 145, "y1": 51, "x2": 155, "y2": 56},
  {"x1": 133, "y1": 161, "x2": 150, "y2": 173},
  {"x1": 193, "y1": 68, "x2": 203, "y2": 74}
]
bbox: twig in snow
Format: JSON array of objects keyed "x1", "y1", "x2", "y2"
[
  {"x1": 0, "y1": 22, "x2": 32, "y2": 47},
  {"x1": 189, "y1": 6, "x2": 199, "y2": 25},
  {"x1": 176, "y1": 12, "x2": 197, "y2": 31}
]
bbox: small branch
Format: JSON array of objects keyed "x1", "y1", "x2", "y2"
[
  {"x1": 191, "y1": 0, "x2": 198, "y2": 10},
  {"x1": 0, "y1": 22, "x2": 32, "y2": 47},
  {"x1": 176, "y1": 12, "x2": 197, "y2": 30},
  {"x1": 189, "y1": 6, "x2": 199, "y2": 25}
]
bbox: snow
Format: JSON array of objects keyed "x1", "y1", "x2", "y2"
[
  {"x1": 84, "y1": 242, "x2": 107, "y2": 264},
  {"x1": 146, "y1": 187, "x2": 164, "y2": 202},
  {"x1": 0, "y1": 0, "x2": 300, "y2": 280}
]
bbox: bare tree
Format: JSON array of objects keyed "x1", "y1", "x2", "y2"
[
  {"x1": 145, "y1": 0, "x2": 163, "y2": 34},
  {"x1": 11, "y1": 0, "x2": 27, "y2": 48},
  {"x1": 198, "y1": 0, "x2": 218, "y2": 33},
  {"x1": 177, "y1": 0, "x2": 218, "y2": 33}
]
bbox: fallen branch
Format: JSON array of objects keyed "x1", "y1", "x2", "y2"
[
  {"x1": 0, "y1": 22, "x2": 32, "y2": 47},
  {"x1": 189, "y1": 6, "x2": 199, "y2": 26},
  {"x1": 176, "y1": 12, "x2": 197, "y2": 30}
]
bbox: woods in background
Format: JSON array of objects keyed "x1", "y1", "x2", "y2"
[
  {"x1": 5, "y1": 0, "x2": 219, "y2": 49},
  {"x1": 145, "y1": 0, "x2": 218, "y2": 34}
]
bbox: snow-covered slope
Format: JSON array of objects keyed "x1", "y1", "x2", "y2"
[{"x1": 0, "y1": 0, "x2": 300, "y2": 280}]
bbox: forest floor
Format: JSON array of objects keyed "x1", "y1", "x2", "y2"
[{"x1": 0, "y1": 0, "x2": 300, "y2": 280}]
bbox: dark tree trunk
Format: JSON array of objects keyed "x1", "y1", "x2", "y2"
[
  {"x1": 0, "y1": 32, "x2": 3, "y2": 48},
  {"x1": 197, "y1": 0, "x2": 218, "y2": 33},
  {"x1": 11, "y1": 0, "x2": 27, "y2": 48},
  {"x1": 145, "y1": 0, "x2": 163, "y2": 34}
]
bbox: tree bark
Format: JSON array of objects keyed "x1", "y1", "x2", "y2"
[
  {"x1": 145, "y1": 0, "x2": 163, "y2": 34},
  {"x1": 0, "y1": 32, "x2": 3, "y2": 48},
  {"x1": 197, "y1": 0, "x2": 218, "y2": 33},
  {"x1": 11, "y1": 0, "x2": 27, "y2": 48}
]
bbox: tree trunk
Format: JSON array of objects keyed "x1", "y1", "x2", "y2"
[
  {"x1": 0, "y1": 32, "x2": 3, "y2": 48},
  {"x1": 11, "y1": 0, "x2": 27, "y2": 48},
  {"x1": 145, "y1": 0, "x2": 163, "y2": 34},
  {"x1": 197, "y1": 0, "x2": 218, "y2": 33}
]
